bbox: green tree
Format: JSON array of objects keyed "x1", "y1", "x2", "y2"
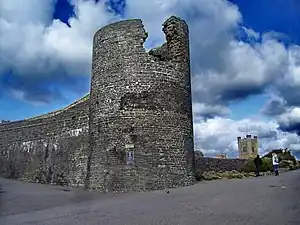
[{"x1": 260, "y1": 157, "x2": 273, "y2": 172}]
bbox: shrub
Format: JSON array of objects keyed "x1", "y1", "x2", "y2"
[
  {"x1": 260, "y1": 157, "x2": 273, "y2": 172},
  {"x1": 221, "y1": 170, "x2": 245, "y2": 179},
  {"x1": 201, "y1": 171, "x2": 222, "y2": 180},
  {"x1": 296, "y1": 161, "x2": 300, "y2": 169},
  {"x1": 201, "y1": 170, "x2": 253, "y2": 180},
  {"x1": 279, "y1": 160, "x2": 297, "y2": 170},
  {"x1": 242, "y1": 157, "x2": 273, "y2": 173},
  {"x1": 279, "y1": 160, "x2": 290, "y2": 168},
  {"x1": 243, "y1": 160, "x2": 256, "y2": 173},
  {"x1": 280, "y1": 152, "x2": 297, "y2": 165}
]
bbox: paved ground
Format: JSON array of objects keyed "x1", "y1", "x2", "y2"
[{"x1": 0, "y1": 170, "x2": 300, "y2": 225}]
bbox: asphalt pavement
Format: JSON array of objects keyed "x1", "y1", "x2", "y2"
[{"x1": 0, "y1": 170, "x2": 299, "y2": 225}]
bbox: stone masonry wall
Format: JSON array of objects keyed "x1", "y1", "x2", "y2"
[
  {"x1": 195, "y1": 157, "x2": 247, "y2": 174},
  {"x1": 87, "y1": 16, "x2": 195, "y2": 192},
  {"x1": 0, "y1": 97, "x2": 90, "y2": 187}
]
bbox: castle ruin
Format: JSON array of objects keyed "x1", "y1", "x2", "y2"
[{"x1": 0, "y1": 16, "x2": 196, "y2": 192}]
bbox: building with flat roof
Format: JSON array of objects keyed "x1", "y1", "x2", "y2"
[{"x1": 215, "y1": 153, "x2": 227, "y2": 159}]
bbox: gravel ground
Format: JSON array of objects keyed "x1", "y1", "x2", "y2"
[{"x1": 0, "y1": 170, "x2": 299, "y2": 225}]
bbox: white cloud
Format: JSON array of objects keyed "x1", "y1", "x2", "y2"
[
  {"x1": 278, "y1": 107, "x2": 300, "y2": 125},
  {"x1": 0, "y1": 0, "x2": 119, "y2": 78},
  {"x1": 242, "y1": 27, "x2": 260, "y2": 40},
  {"x1": 124, "y1": 0, "x2": 176, "y2": 48},
  {"x1": 0, "y1": 0, "x2": 55, "y2": 24},
  {"x1": 192, "y1": 32, "x2": 288, "y2": 105},
  {"x1": 193, "y1": 103, "x2": 230, "y2": 120},
  {"x1": 276, "y1": 107, "x2": 300, "y2": 134},
  {"x1": 262, "y1": 31, "x2": 290, "y2": 42},
  {"x1": 194, "y1": 117, "x2": 300, "y2": 157},
  {"x1": 286, "y1": 45, "x2": 300, "y2": 85},
  {"x1": 267, "y1": 44, "x2": 300, "y2": 107}
]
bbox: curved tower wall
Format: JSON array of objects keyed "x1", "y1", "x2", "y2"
[{"x1": 88, "y1": 16, "x2": 195, "y2": 192}]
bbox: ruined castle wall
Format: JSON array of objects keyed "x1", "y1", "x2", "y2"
[
  {"x1": 195, "y1": 157, "x2": 247, "y2": 174},
  {"x1": 88, "y1": 17, "x2": 195, "y2": 192},
  {"x1": 0, "y1": 99, "x2": 90, "y2": 187}
]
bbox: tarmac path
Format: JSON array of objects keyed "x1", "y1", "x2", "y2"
[{"x1": 0, "y1": 170, "x2": 299, "y2": 225}]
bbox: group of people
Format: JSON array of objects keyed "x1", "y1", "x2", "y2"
[{"x1": 254, "y1": 153, "x2": 280, "y2": 177}]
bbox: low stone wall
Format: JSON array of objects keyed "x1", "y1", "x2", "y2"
[
  {"x1": 195, "y1": 157, "x2": 247, "y2": 174},
  {"x1": 0, "y1": 98, "x2": 90, "y2": 188}
]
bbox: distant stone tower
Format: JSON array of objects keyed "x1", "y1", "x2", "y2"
[
  {"x1": 86, "y1": 16, "x2": 195, "y2": 192},
  {"x1": 237, "y1": 135, "x2": 258, "y2": 159}
]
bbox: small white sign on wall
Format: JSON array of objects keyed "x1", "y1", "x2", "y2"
[
  {"x1": 125, "y1": 143, "x2": 135, "y2": 165},
  {"x1": 126, "y1": 150, "x2": 135, "y2": 166}
]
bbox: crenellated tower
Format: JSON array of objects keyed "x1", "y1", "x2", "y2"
[{"x1": 237, "y1": 135, "x2": 259, "y2": 159}]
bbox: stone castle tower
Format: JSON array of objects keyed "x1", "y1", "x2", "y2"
[
  {"x1": 237, "y1": 135, "x2": 258, "y2": 159},
  {"x1": 86, "y1": 16, "x2": 195, "y2": 192}
]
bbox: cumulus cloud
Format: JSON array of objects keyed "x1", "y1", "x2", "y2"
[
  {"x1": 277, "y1": 107, "x2": 300, "y2": 135},
  {"x1": 0, "y1": 0, "x2": 119, "y2": 75},
  {"x1": 261, "y1": 44, "x2": 300, "y2": 136},
  {"x1": 193, "y1": 103, "x2": 230, "y2": 121},
  {"x1": 0, "y1": 0, "x2": 119, "y2": 103},
  {"x1": 276, "y1": 45, "x2": 300, "y2": 106},
  {"x1": 261, "y1": 95, "x2": 287, "y2": 116},
  {"x1": 194, "y1": 117, "x2": 300, "y2": 157},
  {"x1": 262, "y1": 44, "x2": 300, "y2": 112},
  {"x1": 192, "y1": 32, "x2": 288, "y2": 106}
]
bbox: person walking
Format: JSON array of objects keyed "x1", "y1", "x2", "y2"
[
  {"x1": 272, "y1": 153, "x2": 279, "y2": 176},
  {"x1": 254, "y1": 155, "x2": 262, "y2": 177}
]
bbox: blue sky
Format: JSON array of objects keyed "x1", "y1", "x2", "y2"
[
  {"x1": 231, "y1": 0, "x2": 300, "y2": 45},
  {"x1": 1, "y1": 0, "x2": 300, "y2": 158}
]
